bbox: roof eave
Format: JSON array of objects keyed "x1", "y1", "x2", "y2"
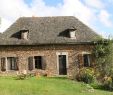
[{"x1": 0, "y1": 41, "x2": 96, "y2": 46}]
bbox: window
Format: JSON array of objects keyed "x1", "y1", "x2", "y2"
[
  {"x1": 1, "y1": 57, "x2": 6, "y2": 71},
  {"x1": 83, "y1": 54, "x2": 91, "y2": 67},
  {"x1": 28, "y1": 57, "x2": 34, "y2": 71},
  {"x1": 28, "y1": 56, "x2": 46, "y2": 70},
  {"x1": 34, "y1": 56, "x2": 42, "y2": 69},
  {"x1": 7, "y1": 57, "x2": 18, "y2": 70}
]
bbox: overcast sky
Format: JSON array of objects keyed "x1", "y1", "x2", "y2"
[{"x1": 0, "y1": 0, "x2": 113, "y2": 38}]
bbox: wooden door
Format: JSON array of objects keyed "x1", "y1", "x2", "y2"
[{"x1": 59, "y1": 55, "x2": 67, "y2": 75}]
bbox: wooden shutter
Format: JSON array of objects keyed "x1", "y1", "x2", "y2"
[
  {"x1": 28, "y1": 57, "x2": 34, "y2": 71},
  {"x1": 78, "y1": 54, "x2": 83, "y2": 68},
  {"x1": 15, "y1": 57, "x2": 19, "y2": 70},
  {"x1": 1, "y1": 57, "x2": 6, "y2": 71},
  {"x1": 90, "y1": 54, "x2": 94, "y2": 67},
  {"x1": 42, "y1": 56, "x2": 46, "y2": 70}
]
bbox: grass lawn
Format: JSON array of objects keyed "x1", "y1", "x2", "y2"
[{"x1": 0, "y1": 76, "x2": 112, "y2": 95}]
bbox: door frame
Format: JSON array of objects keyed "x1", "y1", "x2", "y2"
[{"x1": 56, "y1": 52, "x2": 68, "y2": 75}]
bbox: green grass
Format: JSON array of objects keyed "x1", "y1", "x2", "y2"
[{"x1": 0, "y1": 76, "x2": 112, "y2": 95}]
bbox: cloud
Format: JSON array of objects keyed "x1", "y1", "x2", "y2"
[
  {"x1": 27, "y1": 0, "x2": 97, "y2": 27},
  {"x1": 0, "y1": 0, "x2": 33, "y2": 32},
  {"x1": 83, "y1": 0, "x2": 105, "y2": 9},
  {"x1": 108, "y1": 0, "x2": 113, "y2": 4},
  {"x1": 30, "y1": 0, "x2": 61, "y2": 16},
  {"x1": 0, "y1": 18, "x2": 12, "y2": 32},
  {"x1": 0, "y1": 0, "x2": 96, "y2": 32},
  {"x1": 83, "y1": 0, "x2": 113, "y2": 28},
  {"x1": 60, "y1": 0, "x2": 96, "y2": 25},
  {"x1": 0, "y1": 0, "x2": 113, "y2": 38},
  {"x1": 0, "y1": 0, "x2": 32, "y2": 19},
  {"x1": 98, "y1": 10, "x2": 113, "y2": 27}
]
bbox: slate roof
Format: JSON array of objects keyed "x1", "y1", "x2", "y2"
[{"x1": 0, "y1": 16, "x2": 100, "y2": 45}]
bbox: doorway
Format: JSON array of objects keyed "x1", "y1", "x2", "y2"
[{"x1": 58, "y1": 55, "x2": 67, "y2": 75}]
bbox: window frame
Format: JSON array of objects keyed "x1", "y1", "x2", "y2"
[
  {"x1": 28, "y1": 56, "x2": 46, "y2": 71},
  {"x1": 83, "y1": 54, "x2": 91, "y2": 67},
  {"x1": 7, "y1": 57, "x2": 18, "y2": 71},
  {"x1": 34, "y1": 56, "x2": 42, "y2": 69}
]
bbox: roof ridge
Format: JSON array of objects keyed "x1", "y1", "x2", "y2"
[{"x1": 19, "y1": 16, "x2": 75, "y2": 19}]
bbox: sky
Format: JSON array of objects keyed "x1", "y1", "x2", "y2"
[{"x1": 0, "y1": 0, "x2": 113, "y2": 38}]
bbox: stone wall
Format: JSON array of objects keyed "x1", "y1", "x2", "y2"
[{"x1": 0, "y1": 44, "x2": 94, "y2": 77}]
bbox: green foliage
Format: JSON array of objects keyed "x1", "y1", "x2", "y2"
[
  {"x1": 93, "y1": 39, "x2": 113, "y2": 77},
  {"x1": 93, "y1": 39, "x2": 113, "y2": 91},
  {"x1": 76, "y1": 67, "x2": 95, "y2": 84},
  {"x1": 16, "y1": 74, "x2": 27, "y2": 80},
  {"x1": 103, "y1": 76, "x2": 113, "y2": 91},
  {"x1": 16, "y1": 73, "x2": 35, "y2": 80}
]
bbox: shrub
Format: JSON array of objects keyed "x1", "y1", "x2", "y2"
[
  {"x1": 16, "y1": 73, "x2": 35, "y2": 80},
  {"x1": 93, "y1": 39, "x2": 113, "y2": 78},
  {"x1": 16, "y1": 73, "x2": 27, "y2": 80},
  {"x1": 103, "y1": 76, "x2": 113, "y2": 91},
  {"x1": 82, "y1": 84, "x2": 94, "y2": 92},
  {"x1": 93, "y1": 39, "x2": 113, "y2": 91},
  {"x1": 76, "y1": 67, "x2": 95, "y2": 84}
]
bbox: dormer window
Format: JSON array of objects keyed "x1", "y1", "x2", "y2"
[
  {"x1": 58, "y1": 27, "x2": 77, "y2": 39},
  {"x1": 69, "y1": 27, "x2": 76, "y2": 39},
  {"x1": 20, "y1": 30, "x2": 29, "y2": 40}
]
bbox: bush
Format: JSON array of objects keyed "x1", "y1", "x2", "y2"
[
  {"x1": 93, "y1": 39, "x2": 113, "y2": 78},
  {"x1": 76, "y1": 68, "x2": 95, "y2": 84},
  {"x1": 103, "y1": 76, "x2": 113, "y2": 91},
  {"x1": 93, "y1": 39, "x2": 113, "y2": 91},
  {"x1": 16, "y1": 73, "x2": 27, "y2": 80},
  {"x1": 16, "y1": 73, "x2": 35, "y2": 80}
]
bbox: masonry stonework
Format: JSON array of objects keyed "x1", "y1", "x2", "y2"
[{"x1": 0, "y1": 44, "x2": 94, "y2": 77}]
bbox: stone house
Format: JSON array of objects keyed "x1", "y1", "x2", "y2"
[{"x1": 0, "y1": 16, "x2": 99, "y2": 76}]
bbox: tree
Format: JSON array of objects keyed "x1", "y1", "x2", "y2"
[{"x1": 93, "y1": 39, "x2": 113, "y2": 77}]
